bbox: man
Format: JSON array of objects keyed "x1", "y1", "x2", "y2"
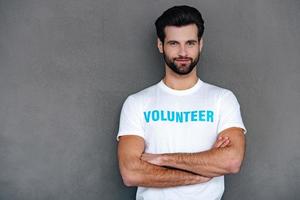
[{"x1": 117, "y1": 5, "x2": 246, "y2": 200}]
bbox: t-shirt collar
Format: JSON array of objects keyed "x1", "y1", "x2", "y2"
[{"x1": 158, "y1": 78, "x2": 203, "y2": 95}]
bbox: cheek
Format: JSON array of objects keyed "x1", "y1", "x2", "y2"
[
  {"x1": 164, "y1": 47, "x2": 177, "y2": 56},
  {"x1": 188, "y1": 48, "x2": 200, "y2": 57}
]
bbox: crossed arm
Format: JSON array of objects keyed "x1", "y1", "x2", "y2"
[
  {"x1": 118, "y1": 127, "x2": 245, "y2": 187},
  {"x1": 141, "y1": 127, "x2": 246, "y2": 177},
  {"x1": 118, "y1": 135, "x2": 211, "y2": 187}
]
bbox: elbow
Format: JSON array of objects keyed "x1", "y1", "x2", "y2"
[
  {"x1": 121, "y1": 172, "x2": 138, "y2": 187},
  {"x1": 122, "y1": 176, "x2": 134, "y2": 187},
  {"x1": 225, "y1": 149, "x2": 245, "y2": 174},
  {"x1": 119, "y1": 156, "x2": 143, "y2": 187},
  {"x1": 119, "y1": 164, "x2": 141, "y2": 187},
  {"x1": 227, "y1": 159, "x2": 242, "y2": 174}
]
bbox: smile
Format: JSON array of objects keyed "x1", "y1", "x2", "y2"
[{"x1": 176, "y1": 59, "x2": 191, "y2": 62}]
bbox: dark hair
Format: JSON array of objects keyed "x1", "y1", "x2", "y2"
[{"x1": 155, "y1": 5, "x2": 205, "y2": 43}]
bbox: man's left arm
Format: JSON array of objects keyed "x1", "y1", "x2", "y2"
[{"x1": 141, "y1": 127, "x2": 246, "y2": 178}]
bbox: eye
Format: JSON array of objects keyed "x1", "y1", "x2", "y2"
[
  {"x1": 168, "y1": 41, "x2": 178, "y2": 46},
  {"x1": 187, "y1": 41, "x2": 196, "y2": 47}
]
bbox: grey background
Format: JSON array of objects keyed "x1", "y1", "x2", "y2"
[{"x1": 0, "y1": 0, "x2": 299, "y2": 199}]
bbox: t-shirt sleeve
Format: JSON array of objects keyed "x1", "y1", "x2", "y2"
[
  {"x1": 117, "y1": 95, "x2": 145, "y2": 141},
  {"x1": 217, "y1": 90, "x2": 247, "y2": 134}
]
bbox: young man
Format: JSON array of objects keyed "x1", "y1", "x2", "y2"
[{"x1": 117, "y1": 5, "x2": 246, "y2": 200}]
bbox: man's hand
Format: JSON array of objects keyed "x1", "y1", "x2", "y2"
[
  {"x1": 212, "y1": 135, "x2": 231, "y2": 149},
  {"x1": 141, "y1": 153, "x2": 163, "y2": 166},
  {"x1": 142, "y1": 136, "x2": 231, "y2": 166}
]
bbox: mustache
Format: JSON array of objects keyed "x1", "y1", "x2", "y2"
[{"x1": 174, "y1": 57, "x2": 193, "y2": 61}]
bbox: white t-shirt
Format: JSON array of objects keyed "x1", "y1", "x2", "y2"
[{"x1": 117, "y1": 78, "x2": 247, "y2": 200}]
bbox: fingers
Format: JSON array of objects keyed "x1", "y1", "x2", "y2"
[
  {"x1": 213, "y1": 137, "x2": 224, "y2": 148},
  {"x1": 141, "y1": 153, "x2": 163, "y2": 166},
  {"x1": 219, "y1": 137, "x2": 230, "y2": 147},
  {"x1": 213, "y1": 136, "x2": 231, "y2": 148}
]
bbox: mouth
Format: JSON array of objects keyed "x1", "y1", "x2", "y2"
[
  {"x1": 175, "y1": 59, "x2": 191, "y2": 64},
  {"x1": 176, "y1": 59, "x2": 190, "y2": 61}
]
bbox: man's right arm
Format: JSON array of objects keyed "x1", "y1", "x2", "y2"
[{"x1": 118, "y1": 135, "x2": 211, "y2": 188}]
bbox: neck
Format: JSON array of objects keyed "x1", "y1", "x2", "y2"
[{"x1": 163, "y1": 66, "x2": 199, "y2": 90}]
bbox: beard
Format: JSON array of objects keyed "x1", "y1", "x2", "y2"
[{"x1": 163, "y1": 51, "x2": 200, "y2": 75}]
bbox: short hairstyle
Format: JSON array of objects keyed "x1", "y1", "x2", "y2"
[{"x1": 155, "y1": 5, "x2": 205, "y2": 43}]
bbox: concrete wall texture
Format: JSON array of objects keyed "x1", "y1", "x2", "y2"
[{"x1": 0, "y1": 0, "x2": 299, "y2": 199}]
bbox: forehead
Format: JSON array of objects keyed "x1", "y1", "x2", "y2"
[{"x1": 164, "y1": 24, "x2": 198, "y2": 42}]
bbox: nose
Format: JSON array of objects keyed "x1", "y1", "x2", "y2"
[{"x1": 178, "y1": 44, "x2": 187, "y2": 57}]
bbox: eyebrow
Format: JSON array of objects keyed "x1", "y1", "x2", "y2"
[
  {"x1": 166, "y1": 40, "x2": 179, "y2": 44},
  {"x1": 166, "y1": 40, "x2": 198, "y2": 44},
  {"x1": 186, "y1": 40, "x2": 198, "y2": 43}
]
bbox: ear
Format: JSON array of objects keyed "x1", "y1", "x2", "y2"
[
  {"x1": 199, "y1": 38, "x2": 204, "y2": 52},
  {"x1": 157, "y1": 38, "x2": 163, "y2": 53}
]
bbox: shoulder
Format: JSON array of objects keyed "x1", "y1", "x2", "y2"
[
  {"x1": 124, "y1": 82, "x2": 159, "y2": 104},
  {"x1": 200, "y1": 80, "x2": 234, "y2": 99}
]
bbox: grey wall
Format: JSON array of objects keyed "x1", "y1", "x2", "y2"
[{"x1": 0, "y1": 0, "x2": 299, "y2": 199}]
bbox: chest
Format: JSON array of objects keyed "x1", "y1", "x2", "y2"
[{"x1": 141, "y1": 96, "x2": 220, "y2": 153}]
